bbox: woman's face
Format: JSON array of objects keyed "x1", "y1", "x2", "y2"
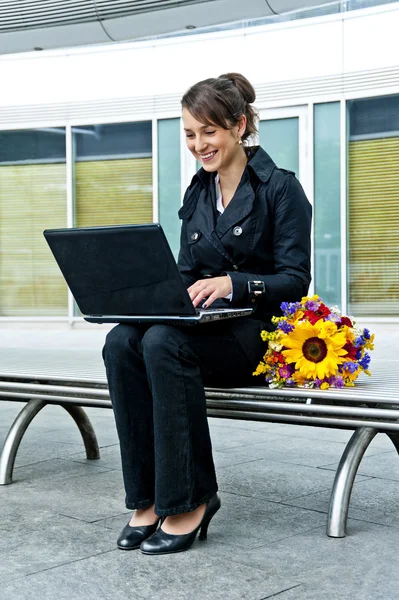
[{"x1": 182, "y1": 108, "x2": 244, "y2": 173}]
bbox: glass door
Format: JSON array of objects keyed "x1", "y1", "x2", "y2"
[
  {"x1": 258, "y1": 106, "x2": 309, "y2": 194},
  {"x1": 259, "y1": 106, "x2": 312, "y2": 292}
]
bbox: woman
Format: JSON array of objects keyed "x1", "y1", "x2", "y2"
[{"x1": 103, "y1": 73, "x2": 312, "y2": 556}]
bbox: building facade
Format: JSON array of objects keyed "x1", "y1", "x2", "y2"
[{"x1": 0, "y1": 2, "x2": 398, "y2": 321}]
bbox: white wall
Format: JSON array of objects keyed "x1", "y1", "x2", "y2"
[{"x1": 0, "y1": 3, "x2": 398, "y2": 116}]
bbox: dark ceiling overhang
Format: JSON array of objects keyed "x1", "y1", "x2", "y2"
[{"x1": 0, "y1": 0, "x2": 339, "y2": 55}]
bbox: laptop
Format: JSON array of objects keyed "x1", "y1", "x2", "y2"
[{"x1": 43, "y1": 223, "x2": 253, "y2": 325}]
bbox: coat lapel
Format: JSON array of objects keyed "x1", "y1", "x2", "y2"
[
  {"x1": 215, "y1": 171, "x2": 255, "y2": 238},
  {"x1": 192, "y1": 185, "x2": 236, "y2": 263},
  {"x1": 187, "y1": 152, "x2": 270, "y2": 264}
]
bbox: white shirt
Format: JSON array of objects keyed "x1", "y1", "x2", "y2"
[
  {"x1": 215, "y1": 173, "x2": 225, "y2": 215},
  {"x1": 215, "y1": 174, "x2": 232, "y2": 302}
]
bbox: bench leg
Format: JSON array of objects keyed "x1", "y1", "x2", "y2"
[
  {"x1": 61, "y1": 404, "x2": 100, "y2": 461},
  {"x1": 0, "y1": 398, "x2": 47, "y2": 485},
  {"x1": 0, "y1": 400, "x2": 100, "y2": 485},
  {"x1": 386, "y1": 432, "x2": 399, "y2": 455},
  {"x1": 327, "y1": 427, "x2": 377, "y2": 538}
]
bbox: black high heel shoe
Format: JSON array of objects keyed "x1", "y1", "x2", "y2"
[
  {"x1": 117, "y1": 518, "x2": 160, "y2": 550},
  {"x1": 140, "y1": 493, "x2": 221, "y2": 555}
]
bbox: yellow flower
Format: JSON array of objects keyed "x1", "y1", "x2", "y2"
[
  {"x1": 320, "y1": 382, "x2": 330, "y2": 390},
  {"x1": 253, "y1": 362, "x2": 267, "y2": 376},
  {"x1": 341, "y1": 325, "x2": 355, "y2": 343},
  {"x1": 301, "y1": 294, "x2": 320, "y2": 304},
  {"x1": 365, "y1": 334, "x2": 375, "y2": 351},
  {"x1": 291, "y1": 371, "x2": 308, "y2": 386},
  {"x1": 341, "y1": 365, "x2": 360, "y2": 384},
  {"x1": 280, "y1": 319, "x2": 348, "y2": 380},
  {"x1": 269, "y1": 340, "x2": 283, "y2": 352}
]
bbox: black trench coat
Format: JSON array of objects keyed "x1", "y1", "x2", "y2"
[{"x1": 177, "y1": 145, "x2": 312, "y2": 367}]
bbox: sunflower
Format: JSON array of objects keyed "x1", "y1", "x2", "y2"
[{"x1": 280, "y1": 319, "x2": 348, "y2": 380}]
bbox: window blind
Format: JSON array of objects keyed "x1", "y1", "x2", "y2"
[
  {"x1": 0, "y1": 163, "x2": 68, "y2": 316},
  {"x1": 348, "y1": 137, "x2": 399, "y2": 317},
  {"x1": 75, "y1": 158, "x2": 153, "y2": 227}
]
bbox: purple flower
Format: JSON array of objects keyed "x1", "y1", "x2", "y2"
[
  {"x1": 359, "y1": 353, "x2": 371, "y2": 370},
  {"x1": 326, "y1": 313, "x2": 341, "y2": 323},
  {"x1": 363, "y1": 328, "x2": 371, "y2": 340},
  {"x1": 355, "y1": 349, "x2": 362, "y2": 360},
  {"x1": 305, "y1": 300, "x2": 319, "y2": 311},
  {"x1": 280, "y1": 301, "x2": 300, "y2": 316},
  {"x1": 277, "y1": 321, "x2": 295, "y2": 334},
  {"x1": 288, "y1": 302, "x2": 301, "y2": 314},
  {"x1": 285, "y1": 379, "x2": 295, "y2": 387},
  {"x1": 343, "y1": 362, "x2": 358, "y2": 374},
  {"x1": 314, "y1": 378, "x2": 323, "y2": 388},
  {"x1": 328, "y1": 375, "x2": 345, "y2": 388},
  {"x1": 354, "y1": 336, "x2": 364, "y2": 348},
  {"x1": 278, "y1": 366, "x2": 291, "y2": 379}
]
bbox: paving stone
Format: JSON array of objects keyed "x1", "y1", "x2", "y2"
[
  {"x1": 249, "y1": 423, "x2": 395, "y2": 449},
  {"x1": 12, "y1": 440, "x2": 91, "y2": 468},
  {"x1": 230, "y1": 520, "x2": 399, "y2": 599},
  {"x1": 32, "y1": 420, "x2": 118, "y2": 447},
  {"x1": 320, "y1": 449, "x2": 399, "y2": 481},
  {"x1": 223, "y1": 519, "x2": 399, "y2": 580},
  {"x1": 71, "y1": 444, "x2": 262, "y2": 472},
  {"x1": 217, "y1": 458, "x2": 371, "y2": 503},
  {"x1": 71, "y1": 444, "x2": 122, "y2": 470},
  {"x1": 209, "y1": 417, "x2": 276, "y2": 432},
  {"x1": 289, "y1": 476, "x2": 399, "y2": 516},
  {"x1": 0, "y1": 547, "x2": 299, "y2": 600},
  {"x1": 0, "y1": 462, "x2": 128, "y2": 522},
  {"x1": 0, "y1": 510, "x2": 116, "y2": 582},
  {"x1": 207, "y1": 424, "x2": 282, "y2": 450},
  {"x1": 217, "y1": 435, "x2": 388, "y2": 468}
]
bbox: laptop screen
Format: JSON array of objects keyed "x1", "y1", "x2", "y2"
[{"x1": 44, "y1": 224, "x2": 196, "y2": 317}]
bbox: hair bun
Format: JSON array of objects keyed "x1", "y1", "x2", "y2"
[{"x1": 221, "y1": 72, "x2": 256, "y2": 104}]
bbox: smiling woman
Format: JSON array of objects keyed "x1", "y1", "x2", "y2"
[
  {"x1": 102, "y1": 72, "x2": 312, "y2": 557},
  {"x1": 181, "y1": 74, "x2": 258, "y2": 214}
]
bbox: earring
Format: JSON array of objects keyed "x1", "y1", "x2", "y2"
[{"x1": 238, "y1": 139, "x2": 243, "y2": 145}]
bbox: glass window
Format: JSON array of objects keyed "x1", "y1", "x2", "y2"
[
  {"x1": 314, "y1": 102, "x2": 341, "y2": 307},
  {"x1": 0, "y1": 128, "x2": 66, "y2": 164},
  {"x1": 347, "y1": 94, "x2": 399, "y2": 317},
  {"x1": 259, "y1": 118, "x2": 299, "y2": 174},
  {"x1": 73, "y1": 122, "x2": 153, "y2": 228},
  {"x1": 74, "y1": 122, "x2": 152, "y2": 160},
  {"x1": 0, "y1": 128, "x2": 68, "y2": 316},
  {"x1": 158, "y1": 119, "x2": 181, "y2": 259}
]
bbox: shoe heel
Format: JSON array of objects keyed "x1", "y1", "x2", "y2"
[{"x1": 198, "y1": 517, "x2": 211, "y2": 540}]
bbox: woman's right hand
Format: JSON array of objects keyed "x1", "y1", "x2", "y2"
[{"x1": 188, "y1": 276, "x2": 232, "y2": 308}]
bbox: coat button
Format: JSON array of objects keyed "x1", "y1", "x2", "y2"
[
  {"x1": 191, "y1": 232, "x2": 199, "y2": 241},
  {"x1": 233, "y1": 226, "x2": 242, "y2": 236}
]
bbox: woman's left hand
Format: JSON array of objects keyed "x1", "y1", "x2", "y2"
[{"x1": 188, "y1": 276, "x2": 232, "y2": 308}]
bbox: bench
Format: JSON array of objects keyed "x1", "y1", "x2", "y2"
[{"x1": 0, "y1": 347, "x2": 398, "y2": 539}]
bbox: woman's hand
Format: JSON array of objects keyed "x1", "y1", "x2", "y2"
[{"x1": 188, "y1": 276, "x2": 232, "y2": 308}]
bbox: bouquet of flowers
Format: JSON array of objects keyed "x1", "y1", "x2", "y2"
[{"x1": 253, "y1": 295, "x2": 374, "y2": 389}]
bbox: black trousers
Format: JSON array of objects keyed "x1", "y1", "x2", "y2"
[{"x1": 102, "y1": 321, "x2": 257, "y2": 516}]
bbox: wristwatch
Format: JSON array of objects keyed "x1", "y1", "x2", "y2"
[{"x1": 247, "y1": 280, "x2": 265, "y2": 304}]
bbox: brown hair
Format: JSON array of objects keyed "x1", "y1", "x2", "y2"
[{"x1": 181, "y1": 72, "x2": 258, "y2": 143}]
